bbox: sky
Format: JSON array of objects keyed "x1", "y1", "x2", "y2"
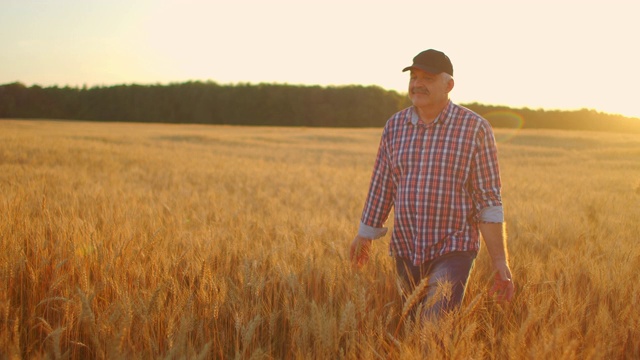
[{"x1": 2, "y1": 0, "x2": 639, "y2": 118}]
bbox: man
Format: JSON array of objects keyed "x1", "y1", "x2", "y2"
[{"x1": 350, "y1": 49, "x2": 514, "y2": 319}]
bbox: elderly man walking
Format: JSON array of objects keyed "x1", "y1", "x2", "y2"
[{"x1": 350, "y1": 49, "x2": 514, "y2": 319}]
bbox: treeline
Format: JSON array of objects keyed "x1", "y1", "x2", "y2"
[
  {"x1": 463, "y1": 103, "x2": 640, "y2": 134},
  {"x1": 1, "y1": 81, "x2": 639, "y2": 132},
  {"x1": 0, "y1": 81, "x2": 408, "y2": 127}
]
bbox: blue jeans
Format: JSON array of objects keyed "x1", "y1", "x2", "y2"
[{"x1": 395, "y1": 251, "x2": 477, "y2": 320}]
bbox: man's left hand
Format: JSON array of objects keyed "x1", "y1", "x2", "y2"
[{"x1": 489, "y1": 262, "x2": 515, "y2": 302}]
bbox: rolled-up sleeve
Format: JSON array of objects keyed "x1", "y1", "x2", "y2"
[
  {"x1": 469, "y1": 122, "x2": 503, "y2": 217},
  {"x1": 359, "y1": 128, "x2": 395, "y2": 238}
]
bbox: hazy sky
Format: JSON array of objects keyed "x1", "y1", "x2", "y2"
[{"x1": 2, "y1": 0, "x2": 639, "y2": 118}]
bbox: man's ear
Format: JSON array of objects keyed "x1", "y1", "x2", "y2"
[{"x1": 447, "y1": 77, "x2": 455, "y2": 93}]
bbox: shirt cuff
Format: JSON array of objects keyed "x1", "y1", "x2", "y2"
[
  {"x1": 479, "y1": 206, "x2": 504, "y2": 223},
  {"x1": 358, "y1": 222, "x2": 388, "y2": 240}
]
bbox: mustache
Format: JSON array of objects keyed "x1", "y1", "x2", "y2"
[{"x1": 411, "y1": 87, "x2": 429, "y2": 95}]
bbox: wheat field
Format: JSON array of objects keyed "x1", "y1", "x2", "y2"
[{"x1": 1, "y1": 119, "x2": 639, "y2": 359}]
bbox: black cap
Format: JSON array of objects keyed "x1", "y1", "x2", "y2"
[{"x1": 402, "y1": 49, "x2": 453, "y2": 76}]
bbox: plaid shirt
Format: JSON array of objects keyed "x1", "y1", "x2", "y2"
[{"x1": 360, "y1": 101, "x2": 502, "y2": 265}]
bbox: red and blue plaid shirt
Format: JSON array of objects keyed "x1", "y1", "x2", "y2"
[{"x1": 360, "y1": 101, "x2": 503, "y2": 265}]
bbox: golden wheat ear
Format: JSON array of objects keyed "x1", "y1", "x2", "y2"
[{"x1": 394, "y1": 276, "x2": 431, "y2": 336}]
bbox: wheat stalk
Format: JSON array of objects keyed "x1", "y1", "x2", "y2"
[{"x1": 394, "y1": 277, "x2": 431, "y2": 337}]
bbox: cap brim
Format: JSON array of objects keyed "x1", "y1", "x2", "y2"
[{"x1": 402, "y1": 64, "x2": 443, "y2": 74}]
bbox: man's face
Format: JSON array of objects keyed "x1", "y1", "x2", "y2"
[{"x1": 408, "y1": 68, "x2": 452, "y2": 109}]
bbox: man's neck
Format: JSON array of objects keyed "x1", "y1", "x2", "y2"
[{"x1": 415, "y1": 100, "x2": 449, "y2": 124}]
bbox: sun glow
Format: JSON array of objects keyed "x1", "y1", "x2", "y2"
[
  {"x1": 482, "y1": 111, "x2": 525, "y2": 143},
  {"x1": 1, "y1": 0, "x2": 639, "y2": 118}
]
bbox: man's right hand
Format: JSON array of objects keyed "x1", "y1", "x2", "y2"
[{"x1": 350, "y1": 235, "x2": 372, "y2": 268}]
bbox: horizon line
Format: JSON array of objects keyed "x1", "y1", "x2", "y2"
[{"x1": 2, "y1": 79, "x2": 638, "y2": 120}]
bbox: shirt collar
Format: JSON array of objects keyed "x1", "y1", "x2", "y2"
[{"x1": 407, "y1": 100, "x2": 453, "y2": 127}]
